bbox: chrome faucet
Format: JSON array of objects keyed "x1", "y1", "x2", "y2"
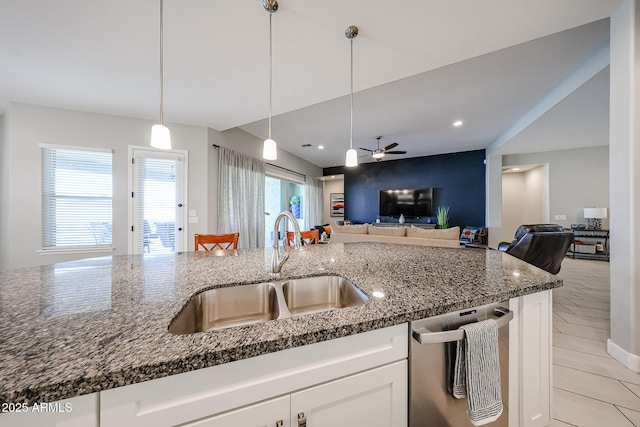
[{"x1": 271, "y1": 210, "x2": 302, "y2": 275}]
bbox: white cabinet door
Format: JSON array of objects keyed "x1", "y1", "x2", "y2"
[
  {"x1": 510, "y1": 290, "x2": 552, "y2": 427},
  {"x1": 290, "y1": 360, "x2": 407, "y2": 427},
  {"x1": 181, "y1": 395, "x2": 290, "y2": 427}
]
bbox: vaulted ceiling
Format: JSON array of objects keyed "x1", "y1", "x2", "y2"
[{"x1": 0, "y1": 0, "x2": 621, "y2": 167}]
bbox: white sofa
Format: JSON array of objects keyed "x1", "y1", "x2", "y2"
[{"x1": 330, "y1": 224, "x2": 461, "y2": 248}]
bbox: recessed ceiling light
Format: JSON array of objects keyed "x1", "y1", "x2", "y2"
[
  {"x1": 512, "y1": 168, "x2": 520, "y2": 171},
  {"x1": 318, "y1": 145, "x2": 324, "y2": 150},
  {"x1": 453, "y1": 120, "x2": 463, "y2": 127},
  {"x1": 331, "y1": 175, "x2": 336, "y2": 179}
]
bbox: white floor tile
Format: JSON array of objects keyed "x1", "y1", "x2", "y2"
[
  {"x1": 554, "y1": 347, "x2": 640, "y2": 386},
  {"x1": 561, "y1": 304, "x2": 609, "y2": 320},
  {"x1": 618, "y1": 406, "x2": 640, "y2": 426},
  {"x1": 552, "y1": 387, "x2": 635, "y2": 427},
  {"x1": 553, "y1": 332, "x2": 610, "y2": 358},
  {"x1": 624, "y1": 382, "x2": 640, "y2": 398},
  {"x1": 553, "y1": 321, "x2": 610, "y2": 342},
  {"x1": 551, "y1": 418, "x2": 576, "y2": 426},
  {"x1": 554, "y1": 311, "x2": 610, "y2": 330},
  {"x1": 554, "y1": 365, "x2": 640, "y2": 411}
]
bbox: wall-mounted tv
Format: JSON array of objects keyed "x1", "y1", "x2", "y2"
[{"x1": 379, "y1": 188, "x2": 434, "y2": 218}]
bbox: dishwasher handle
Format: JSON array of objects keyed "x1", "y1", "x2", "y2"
[{"x1": 412, "y1": 307, "x2": 513, "y2": 345}]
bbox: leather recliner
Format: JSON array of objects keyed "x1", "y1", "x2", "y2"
[{"x1": 498, "y1": 224, "x2": 574, "y2": 275}]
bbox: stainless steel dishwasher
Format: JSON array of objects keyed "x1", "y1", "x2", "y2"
[{"x1": 409, "y1": 301, "x2": 513, "y2": 427}]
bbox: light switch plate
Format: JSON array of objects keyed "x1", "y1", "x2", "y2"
[
  {"x1": 188, "y1": 210, "x2": 197, "y2": 217},
  {"x1": 554, "y1": 214, "x2": 567, "y2": 220},
  {"x1": 188, "y1": 216, "x2": 199, "y2": 223}
]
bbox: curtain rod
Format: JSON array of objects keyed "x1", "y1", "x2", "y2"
[{"x1": 212, "y1": 144, "x2": 306, "y2": 179}]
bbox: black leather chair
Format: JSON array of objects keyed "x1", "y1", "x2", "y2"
[{"x1": 498, "y1": 224, "x2": 574, "y2": 275}]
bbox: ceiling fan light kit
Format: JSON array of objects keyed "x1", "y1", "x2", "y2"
[{"x1": 359, "y1": 136, "x2": 407, "y2": 162}]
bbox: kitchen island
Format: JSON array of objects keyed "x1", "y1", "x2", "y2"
[{"x1": 0, "y1": 242, "x2": 560, "y2": 426}]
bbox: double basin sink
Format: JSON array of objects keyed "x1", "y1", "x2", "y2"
[{"x1": 169, "y1": 276, "x2": 369, "y2": 335}]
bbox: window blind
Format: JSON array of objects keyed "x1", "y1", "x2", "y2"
[{"x1": 42, "y1": 147, "x2": 113, "y2": 249}]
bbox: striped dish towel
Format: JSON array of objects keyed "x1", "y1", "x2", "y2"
[{"x1": 452, "y1": 319, "x2": 503, "y2": 426}]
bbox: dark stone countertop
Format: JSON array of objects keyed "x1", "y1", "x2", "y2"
[{"x1": 0, "y1": 242, "x2": 561, "y2": 404}]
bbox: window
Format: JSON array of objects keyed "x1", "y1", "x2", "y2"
[{"x1": 42, "y1": 146, "x2": 113, "y2": 250}]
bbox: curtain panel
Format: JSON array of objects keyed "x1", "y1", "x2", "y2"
[
  {"x1": 304, "y1": 176, "x2": 324, "y2": 229},
  {"x1": 217, "y1": 147, "x2": 265, "y2": 248}
]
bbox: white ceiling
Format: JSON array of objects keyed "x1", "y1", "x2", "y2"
[{"x1": 0, "y1": 0, "x2": 621, "y2": 168}]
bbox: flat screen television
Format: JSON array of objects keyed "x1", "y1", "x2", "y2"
[{"x1": 379, "y1": 188, "x2": 434, "y2": 218}]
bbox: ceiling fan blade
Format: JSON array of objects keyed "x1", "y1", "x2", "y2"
[
  {"x1": 358, "y1": 147, "x2": 373, "y2": 152},
  {"x1": 383, "y1": 142, "x2": 398, "y2": 151},
  {"x1": 386, "y1": 150, "x2": 407, "y2": 155}
]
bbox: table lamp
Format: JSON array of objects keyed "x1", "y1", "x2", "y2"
[{"x1": 584, "y1": 208, "x2": 607, "y2": 230}]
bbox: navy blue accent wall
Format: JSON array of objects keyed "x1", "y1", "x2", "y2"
[{"x1": 326, "y1": 150, "x2": 486, "y2": 227}]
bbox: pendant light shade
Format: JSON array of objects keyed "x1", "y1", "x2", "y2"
[
  {"x1": 262, "y1": 0, "x2": 278, "y2": 160},
  {"x1": 345, "y1": 148, "x2": 358, "y2": 167},
  {"x1": 263, "y1": 138, "x2": 277, "y2": 160},
  {"x1": 151, "y1": 0, "x2": 171, "y2": 149},
  {"x1": 151, "y1": 124, "x2": 171, "y2": 150},
  {"x1": 345, "y1": 25, "x2": 358, "y2": 167}
]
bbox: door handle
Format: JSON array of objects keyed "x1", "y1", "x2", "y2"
[
  {"x1": 297, "y1": 412, "x2": 307, "y2": 427},
  {"x1": 412, "y1": 307, "x2": 513, "y2": 344}
]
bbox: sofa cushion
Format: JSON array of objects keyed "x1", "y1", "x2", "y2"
[
  {"x1": 333, "y1": 224, "x2": 369, "y2": 234},
  {"x1": 405, "y1": 226, "x2": 460, "y2": 240},
  {"x1": 368, "y1": 226, "x2": 406, "y2": 237}
]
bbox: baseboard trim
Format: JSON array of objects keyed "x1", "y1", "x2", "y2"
[{"x1": 607, "y1": 339, "x2": 640, "y2": 373}]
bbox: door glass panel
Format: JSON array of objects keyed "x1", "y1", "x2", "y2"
[
  {"x1": 265, "y1": 177, "x2": 306, "y2": 247},
  {"x1": 131, "y1": 149, "x2": 185, "y2": 254}
]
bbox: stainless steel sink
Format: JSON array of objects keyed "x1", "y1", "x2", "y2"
[
  {"x1": 168, "y1": 282, "x2": 280, "y2": 335},
  {"x1": 282, "y1": 276, "x2": 369, "y2": 316},
  {"x1": 169, "y1": 276, "x2": 369, "y2": 334}
]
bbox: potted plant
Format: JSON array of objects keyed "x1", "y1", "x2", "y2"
[{"x1": 436, "y1": 206, "x2": 450, "y2": 229}]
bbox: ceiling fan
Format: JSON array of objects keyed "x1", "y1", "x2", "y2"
[{"x1": 358, "y1": 136, "x2": 407, "y2": 161}]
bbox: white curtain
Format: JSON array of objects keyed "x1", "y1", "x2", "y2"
[
  {"x1": 304, "y1": 176, "x2": 324, "y2": 228},
  {"x1": 217, "y1": 147, "x2": 265, "y2": 248}
]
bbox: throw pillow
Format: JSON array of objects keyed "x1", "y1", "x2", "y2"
[
  {"x1": 333, "y1": 224, "x2": 369, "y2": 234},
  {"x1": 406, "y1": 226, "x2": 461, "y2": 240},
  {"x1": 368, "y1": 226, "x2": 406, "y2": 237}
]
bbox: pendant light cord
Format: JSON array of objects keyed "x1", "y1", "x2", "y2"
[
  {"x1": 268, "y1": 13, "x2": 273, "y2": 140},
  {"x1": 350, "y1": 37, "x2": 353, "y2": 150},
  {"x1": 159, "y1": 0, "x2": 164, "y2": 126}
]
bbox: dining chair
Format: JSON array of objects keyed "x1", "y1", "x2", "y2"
[
  {"x1": 285, "y1": 230, "x2": 319, "y2": 246},
  {"x1": 194, "y1": 233, "x2": 239, "y2": 251}
]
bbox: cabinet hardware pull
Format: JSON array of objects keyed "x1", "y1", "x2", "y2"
[
  {"x1": 298, "y1": 412, "x2": 307, "y2": 427},
  {"x1": 276, "y1": 420, "x2": 284, "y2": 427}
]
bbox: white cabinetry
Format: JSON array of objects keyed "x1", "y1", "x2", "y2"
[
  {"x1": 291, "y1": 361, "x2": 407, "y2": 427},
  {"x1": 509, "y1": 290, "x2": 552, "y2": 427},
  {"x1": 100, "y1": 324, "x2": 408, "y2": 427}
]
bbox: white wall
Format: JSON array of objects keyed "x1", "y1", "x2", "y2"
[
  {"x1": 502, "y1": 146, "x2": 609, "y2": 230},
  {"x1": 0, "y1": 102, "x2": 209, "y2": 270},
  {"x1": 501, "y1": 165, "x2": 548, "y2": 242}
]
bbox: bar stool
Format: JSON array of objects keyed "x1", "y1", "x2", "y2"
[{"x1": 194, "y1": 233, "x2": 239, "y2": 251}]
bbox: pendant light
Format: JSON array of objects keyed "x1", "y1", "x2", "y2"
[
  {"x1": 151, "y1": 0, "x2": 171, "y2": 149},
  {"x1": 262, "y1": 0, "x2": 278, "y2": 160},
  {"x1": 345, "y1": 26, "x2": 358, "y2": 167}
]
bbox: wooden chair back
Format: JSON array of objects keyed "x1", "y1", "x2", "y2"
[
  {"x1": 285, "y1": 230, "x2": 319, "y2": 246},
  {"x1": 194, "y1": 233, "x2": 239, "y2": 251}
]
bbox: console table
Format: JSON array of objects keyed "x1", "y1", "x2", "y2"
[
  {"x1": 373, "y1": 222, "x2": 436, "y2": 229},
  {"x1": 569, "y1": 229, "x2": 609, "y2": 261}
]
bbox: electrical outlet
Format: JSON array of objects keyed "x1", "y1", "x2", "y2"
[{"x1": 554, "y1": 214, "x2": 567, "y2": 220}]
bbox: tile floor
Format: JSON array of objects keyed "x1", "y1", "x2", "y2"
[{"x1": 552, "y1": 257, "x2": 640, "y2": 426}]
